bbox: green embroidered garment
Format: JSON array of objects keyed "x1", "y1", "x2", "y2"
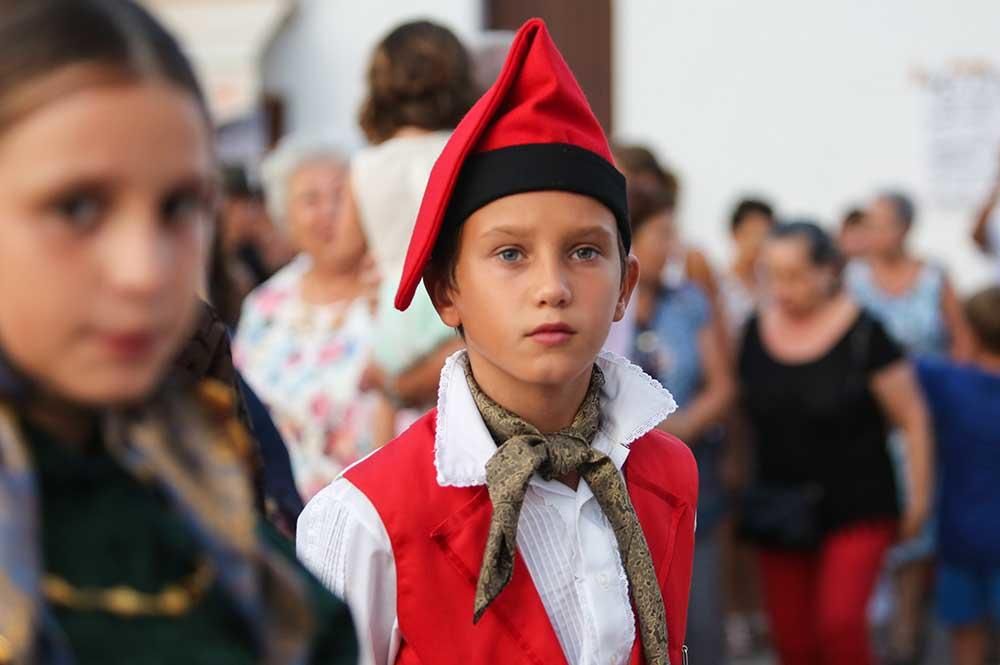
[{"x1": 23, "y1": 417, "x2": 356, "y2": 665}]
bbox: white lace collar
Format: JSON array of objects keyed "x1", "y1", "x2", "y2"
[{"x1": 434, "y1": 350, "x2": 678, "y2": 488}]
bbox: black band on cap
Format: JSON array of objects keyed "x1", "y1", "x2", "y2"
[{"x1": 443, "y1": 142, "x2": 631, "y2": 251}]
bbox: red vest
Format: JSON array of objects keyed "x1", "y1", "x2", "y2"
[{"x1": 345, "y1": 410, "x2": 698, "y2": 665}]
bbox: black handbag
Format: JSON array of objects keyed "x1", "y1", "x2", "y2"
[
  {"x1": 737, "y1": 315, "x2": 873, "y2": 551},
  {"x1": 736, "y1": 483, "x2": 825, "y2": 550}
]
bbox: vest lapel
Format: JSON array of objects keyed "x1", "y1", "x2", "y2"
[
  {"x1": 430, "y1": 486, "x2": 569, "y2": 665},
  {"x1": 625, "y1": 464, "x2": 687, "y2": 665}
]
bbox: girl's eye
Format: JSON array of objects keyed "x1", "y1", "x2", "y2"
[
  {"x1": 498, "y1": 248, "x2": 523, "y2": 262},
  {"x1": 573, "y1": 246, "x2": 600, "y2": 261},
  {"x1": 55, "y1": 193, "x2": 104, "y2": 230},
  {"x1": 162, "y1": 190, "x2": 210, "y2": 227}
]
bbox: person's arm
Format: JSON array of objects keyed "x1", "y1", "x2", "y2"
[
  {"x1": 939, "y1": 275, "x2": 975, "y2": 361},
  {"x1": 658, "y1": 325, "x2": 735, "y2": 443},
  {"x1": 870, "y1": 361, "x2": 934, "y2": 541},
  {"x1": 685, "y1": 248, "x2": 732, "y2": 352},
  {"x1": 389, "y1": 337, "x2": 465, "y2": 408},
  {"x1": 297, "y1": 480, "x2": 399, "y2": 665},
  {"x1": 972, "y1": 180, "x2": 1000, "y2": 254},
  {"x1": 339, "y1": 181, "x2": 371, "y2": 260}
]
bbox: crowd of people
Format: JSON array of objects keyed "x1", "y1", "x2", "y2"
[{"x1": 1, "y1": 2, "x2": 998, "y2": 665}]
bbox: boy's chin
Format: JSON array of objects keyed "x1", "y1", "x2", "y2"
[{"x1": 509, "y1": 353, "x2": 596, "y2": 388}]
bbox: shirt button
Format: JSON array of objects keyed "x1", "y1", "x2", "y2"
[{"x1": 598, "y1": 572, "x2": 610, "y2": 589}]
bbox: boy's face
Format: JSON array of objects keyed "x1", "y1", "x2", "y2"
[{"x1": 433, "y1": 190, "x2": 638, "y2": 390}]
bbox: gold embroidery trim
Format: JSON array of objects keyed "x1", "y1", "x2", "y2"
[{"x1": 42, "y1": 558, "x2": 214, "y2": 618}]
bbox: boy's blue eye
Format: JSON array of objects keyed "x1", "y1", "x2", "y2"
[
  {"x1": 574, "y1": 246, "x2": 599, "y2": 260},
  {"x1": 498, "y1": 248, "x2": 523, "y2": 262}
]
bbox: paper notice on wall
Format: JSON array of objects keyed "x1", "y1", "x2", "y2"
[{"x1": 923, "y1": 65, "x2": 1000, "y2": 208}]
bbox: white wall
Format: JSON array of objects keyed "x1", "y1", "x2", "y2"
[
  {"x1": 143, "y1": 0, "x2": 291, "y2": 122},
  {"x1": 262, "y1": 0, "x2": 482, "y2": 151},
  {"x1": 615, "y1": 0, "x2": 1000, "y2": 292}
]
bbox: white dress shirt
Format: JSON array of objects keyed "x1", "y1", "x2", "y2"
[{"x1": 297, "y1": 351, "x2": 677, "y2": 665}]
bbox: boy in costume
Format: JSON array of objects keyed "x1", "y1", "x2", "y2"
[{"x1": 299, "y1": 18, "x2": 698, "y2": 665}]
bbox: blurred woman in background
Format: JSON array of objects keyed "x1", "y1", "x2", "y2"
[
  {"x1": 613, "y1": 143, "x2": 730, "y2": 349},
  {"x1": 0, "y1": 2, "x2": 356, "y2": 662},
  {"x1": 630, "y1": 185, "x2": 735, "y2": 664},
  {"x1": 342, "y1": 20, "x2": 476, "y2": 443},
  {"x1": 848, "y1": 190, "x2": 972, "y2": 360},
  {"x1": 234, "y1": 136, "x2": 379, "y2": 501},
  {"x1": 738, "y1": 222, "x2": 932, "y2": 665}
]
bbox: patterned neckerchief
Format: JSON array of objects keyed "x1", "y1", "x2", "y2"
[{"x1": 464, "y1": 363, "x2": 670, "y2": 665}]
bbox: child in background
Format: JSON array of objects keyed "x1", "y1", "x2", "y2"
[
  {"x1": 838, "y1": 207, "x2": 868, "y2": 262},
  {"x1": 630, "y1": 183, "x2": 734, "y2": 665},
  {"x1": 916, "y1": 286, "x2": 1000, "y2": 665}
]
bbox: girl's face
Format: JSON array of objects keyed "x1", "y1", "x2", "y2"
[
  {"x1": 732, "y1": 212, "x2": 773, "y2": 261},
  {"x1": 632, "y1": 210, "x2": 676, "y2": 288},
  {"x1": 0, "y1": 79, "x2": 213, "y2": 406}
]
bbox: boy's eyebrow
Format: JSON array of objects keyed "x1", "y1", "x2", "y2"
[
  {"x1": 480, "y1": 224, "x2": 532, "y2": 239},
  {"x1": 479, "y1": 223, "x2": 617, "y2": 242},
  {"x1": 568, "y1": 224, "x2": 617, "y2": 240}
]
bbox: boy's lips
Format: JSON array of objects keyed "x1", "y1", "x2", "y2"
[{"x1": 526, "y1": 322, "x2": 577, "y2": 346}]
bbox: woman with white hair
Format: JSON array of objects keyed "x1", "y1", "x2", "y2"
[{"x1": 234, "y1": 135, "x2": 378, "y2": 501}]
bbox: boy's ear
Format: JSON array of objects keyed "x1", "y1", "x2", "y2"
[
  {"x1": 614, "y1": 254, "x2": 640, "y2": 322},
  {"x1": 426, "y1": 272, "x2": 463, "y2": 329}
]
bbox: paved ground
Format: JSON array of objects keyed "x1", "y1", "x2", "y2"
[
  {"x1": 721, "y1": 623, "x2": 953, "y2": 665},
  {"x1": 730, "y1": 653, "x2": 774, "y2": 665}
]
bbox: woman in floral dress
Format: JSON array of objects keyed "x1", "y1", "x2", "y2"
[{"x1": 235, "y1": 136, "x2": 378, "y2": 501}]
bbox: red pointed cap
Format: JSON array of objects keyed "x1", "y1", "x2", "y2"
[{"x1": 394, "y1": 18, "x2": 628, "y2": 310}]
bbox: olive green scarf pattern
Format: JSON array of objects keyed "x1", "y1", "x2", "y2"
[{"x1": 465, "y1": 363, "x2": 669, "y2": 665}]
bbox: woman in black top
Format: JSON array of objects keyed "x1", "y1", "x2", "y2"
[{"x1": 738, "y1": 222, "x2": 931, "y2": 665}]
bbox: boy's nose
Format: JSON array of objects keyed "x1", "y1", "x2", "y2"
[{"x1": 534, "y1": 258, "x2": 573, "y2": 308}]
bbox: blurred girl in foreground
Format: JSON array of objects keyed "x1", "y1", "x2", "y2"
[{"x1": 0, "y1": 2, "x2": 355, "y2": 663}]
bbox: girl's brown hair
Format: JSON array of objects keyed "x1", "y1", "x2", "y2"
[
  {"x1": 966, "y1": 286, "x2": 1000, "y2": 355},
  {"x1": 627, "y1": 184, "x2": 676, "y2": 236},
  {"x1": 612, "y1": 143, "x2": 680, "y2": 203},
  {"x1": 359, "y1": 20, "x2": 476, "y2": 145},
  {"x1": 0, "y1": 0, "x2": 208, "y2": 133}
]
